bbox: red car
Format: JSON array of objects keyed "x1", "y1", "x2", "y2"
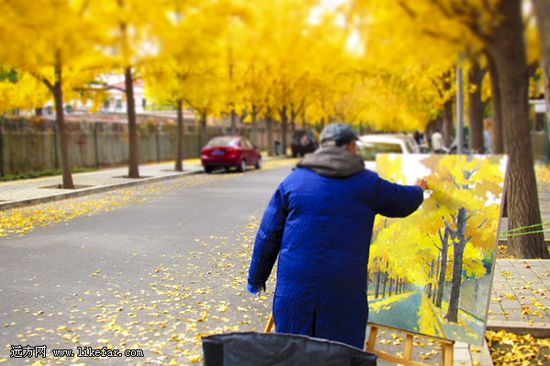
[{"x1": 201, "y1": 136, "x2": 263, "y2": 173}]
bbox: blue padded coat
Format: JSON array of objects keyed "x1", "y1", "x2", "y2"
[{"x1": 248, "y1": 165, "x2": 423, "y2": 349}]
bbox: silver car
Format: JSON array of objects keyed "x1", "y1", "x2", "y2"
[{"x1": 357, "y1": 134, "x2": 420, "y2": 171}]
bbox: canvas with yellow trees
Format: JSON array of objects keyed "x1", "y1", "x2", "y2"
[{"x1": 368, "y1": 154, "x2": 506, "y2": 345}]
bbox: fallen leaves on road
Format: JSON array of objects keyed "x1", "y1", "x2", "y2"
[
  {"x1": 0, "y1": 159, "x2": 297, "y2": 239},
  {"x1": 6, "y1": 216, "x2": 276, "y2": 364}
]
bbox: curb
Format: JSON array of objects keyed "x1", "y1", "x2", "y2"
[
  {"x1": 487, "y1": 321, "x2": 550, "y2": 337},
  {"x1": 0, "y1": 156, "x2": 294, "y2": 211},
  {"x1": 0, "y1": 169, "x2": 203, "y2": 211}
]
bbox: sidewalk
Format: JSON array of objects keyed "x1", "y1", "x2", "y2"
[
  {"x1": 0, "y1": 154, "x2": 288, "y2": 210},
  {"x1": 491, "y1": 181, "x2": 550, "y2": 336},
  {"x1": 0, "y1": 160, "x2": 204, "y2": 210},
  {"x1": 488, "y1": 259, "x2": 550, "y2": 336}
]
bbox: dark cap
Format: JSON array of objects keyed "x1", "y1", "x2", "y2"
[{"x1": 320, "y1": 123, "x2": 359, "y2": 145}]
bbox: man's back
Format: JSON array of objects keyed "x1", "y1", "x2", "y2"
[
  {"x1": 273, "y1": 165, "x2": 423, "y2": 295},
  {"x1": 247, "y1": 123, "x2": 425, "y2": 349},
  {"x1": 276, "y1": 167, "x2": 380, "y2": 295}
]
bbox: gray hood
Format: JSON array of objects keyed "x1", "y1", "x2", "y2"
[{"x1": 296, "y1": 146, "x2": 364, "y2": 178}]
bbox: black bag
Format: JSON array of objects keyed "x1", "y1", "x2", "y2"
[{"x1": 202, "y1": 332, "x2": 377, "y2": 366}]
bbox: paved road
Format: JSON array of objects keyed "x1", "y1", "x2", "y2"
[
  {"x1": 0, "y1": 166, "x2": 292, "y2": 364},
  {"x1": 369, "y1": 291, "x2": 422, "y2": 332}
]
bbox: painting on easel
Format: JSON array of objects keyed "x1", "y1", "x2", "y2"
[{"x1": 368, "y1": 154, "x2": 506, "y2": 345}]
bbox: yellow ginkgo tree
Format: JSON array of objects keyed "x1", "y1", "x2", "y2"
[
  {"x1": 0, "y1": 0, "x2": 103, "y2": 188},
  {"x1": 350, "y1": 0, "x2": 548, "y2": 259},
  {"x1": 144, "y1": 0, "x2": 233, "y2": 170}
]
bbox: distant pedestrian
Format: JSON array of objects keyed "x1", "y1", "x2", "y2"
[
  {"x1": 413, "y1": 130, "x2": 423, "y2": 145},
  {"x1": 431, "y1": 130, "x2": 445, "y2": 154},
  {"x1": 484, "y1": 119, "x2": 493, "y2": 154}
]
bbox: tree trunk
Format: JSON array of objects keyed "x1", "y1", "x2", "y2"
[
  {"x1": 534, "y1": 0, "x2": 550, "y2": 118},
  {"x1": 53, "y1": 63, "x2": 74, "y2": 189},
  {"x1": 279, "y1": 105, "x2": 289, "y2": 156},
  {"x1": 388, "y1": 278, "x2": 394, "y2": 297},
  {"x1": 490, "y1": 0, "x2": 549, "y2": 259},
  {"x1": 436, "y1": 229, "x2": 449, "y2": 308},
  {"x1": 443, "y1": 72, "x2": 454, "y2": 147},
  {"x1": 125, "y1": 66, "x2": 139, "y2": 178},
  {"x1": 445, "y1": 208, "x2": 468, "y2": 323},
  {"x1": 290, "y1": 106, "x2": 298, "y2": 135},
  {"x1": 175, "y1": 99, "x2": 184, "y2": 172},
  {"x1": 230, "y1": 108, "x2": 237, "y2": 134},
  {"x1": 469, "y1": 60, "x2": 486, "y2": 153},
  {"x1": 35, "y1": 108, "x2": 43, "y2": 116},
  {"x1": 486, "y1": 53, "x2": 504, "y2": 154},
  {"x1": 200, "y1": 111, "x2": 208, "y2": 150},
  {"x1": 251, "y1": 104, "x2": 258, "y2": 146},
  {"x1": 266, "y1": 115, "x2": 274, "y2": 157}
]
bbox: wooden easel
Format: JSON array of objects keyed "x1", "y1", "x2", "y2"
[
  {"x1": 264, "y1": 316, "x2": 454, "y2": 366},
  {"x1": 366, "y1": 323, "x2": 454, "y2": 366},
  {"x1": 264, "y1": 314, "x2": 275, "y2": 332}
]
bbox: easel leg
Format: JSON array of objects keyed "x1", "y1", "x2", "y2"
[
  {"x1": 366, "y1": 326, "x2": 378, "y2": 352},
  {"x1": 442, "y1": 342, "x2": 454, "y2": 365},
  {"x1": 404, "y1": 334, "x2": 414, "y2": 360},
  {"x1": 264, "y1": 314, "x2": 274, "y2": 333}
]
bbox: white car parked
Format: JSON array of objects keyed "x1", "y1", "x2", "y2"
[{"x1": 357, "y1": 134, "x2": 420, "y2": 171}]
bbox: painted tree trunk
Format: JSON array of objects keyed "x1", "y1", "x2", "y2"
[
  {"x1": 175, "y1": 99, "x2": 184, "y2": 172},
  {"x1": 53, "y1": 63, "x2": 74, "y2": 189},
  {"x1": 432, "y1": 256, "x2": 441, "y2": 303},
  {"x1": 469, "y1": 60, "x2": 486, "y2": 153},
  {"x1": 125, "y1": 67, "x2": 139, "y2": 178},
  {"x1": 382, "y1": 271, "x2": 388, "y2": 298},
  {"x1": 490, "y1": 0, "x2": 549, "y2": 258},
  {"x1": 375, "y1": 270, "x2": 381, "y2": 299},
  {"x1": 445, "y1": 208, "x2": 468, "y2": 323},
  {"x1": 427, "y1": 259, "x2": 435, "y2": 298},
  {"x1": 487, "y1": 54, "x2": 504, "y2": 154},
  {"x1": 436, "y1": 229, "x2": 449, "y2": 308}
]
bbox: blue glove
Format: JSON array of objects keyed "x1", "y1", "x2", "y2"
[{"x1": 247, "y1": 283, "x2": 261, "y2": 296}]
